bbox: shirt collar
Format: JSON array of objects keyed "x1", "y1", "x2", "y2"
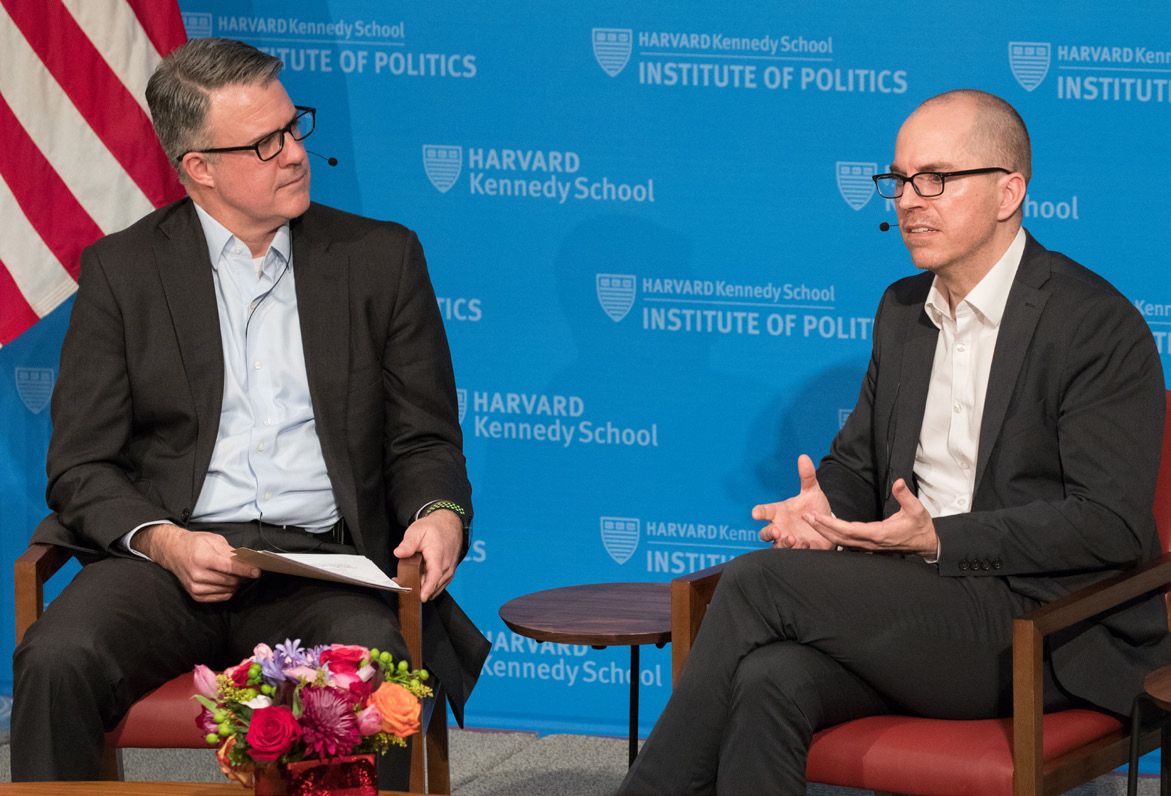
[
  {"x1": 192, "y1": 203, "x2": 291, "y2": 271},
  {"x1": 924, "y1": 227, "x2": 1026, "y2": 329}
]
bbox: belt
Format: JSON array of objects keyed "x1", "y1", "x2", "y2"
[{"x1": 251, "y1": 517, "x2": 349, "y2": 545}]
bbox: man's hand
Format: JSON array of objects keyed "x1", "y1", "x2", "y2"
[
  {"x1": 752, "y1": 454, "x2": 836, "y2": 550},
  {"x1": 802, "y1": 478, "x2": 939, "y2": 557},
  {"x1": 132, "y1": 523, "x2": 260, "y2": 602},
  {"x1": 393, "y1": 510, "x2": 463, "y2": 602}
]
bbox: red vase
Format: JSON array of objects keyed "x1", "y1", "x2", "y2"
[
  {"x1": 285, "y1": 754, "x2": 378, "y2": 796},
  {"x1": 252, "y1": 763, "x2": 288, "y2": 795}
]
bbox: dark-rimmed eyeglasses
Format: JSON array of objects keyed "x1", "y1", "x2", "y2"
[
  {"x1": 177, "y1": 106, "x2": 316, "y2": 163},
  {"x1": 871, "y1": 167, "x2": 1011, "y2": 199}
]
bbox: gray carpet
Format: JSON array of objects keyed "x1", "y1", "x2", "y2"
[{"x1": 0, "y1": 729, "x2": 1152, "y2": 794}]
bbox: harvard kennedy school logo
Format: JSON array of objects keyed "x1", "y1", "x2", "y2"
[
  {"x1": 15, "y1": 367, "x2": 54, "y2": 414},
  {"x1": 596, "y1": 273, "x2": 636, "y2": 322},
  {"x1": 592, "y1": 28, "x2": 633, "y2": 77},
  {"x1": 423, "y1": 145, "x2": 462, "y2": 193},
  {"x1": 456, "y1": 388, "x2": 467, "y2": 423},
  {"x1": 836, "y1": 162, "x2": 878, "y2": 211},
  {"x1": 1008, "y1": 42, "x2": 1051, "y2": 91},
  {"x1": 601, "y1": 516, "x2": 640, "y2": 565}
]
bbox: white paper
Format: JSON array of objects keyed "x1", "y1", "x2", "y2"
[{"x1": 233, "y1": 548, "x2": 407, "y2": 592}]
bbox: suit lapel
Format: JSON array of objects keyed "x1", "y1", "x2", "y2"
[
  {"x1": 155, "y1": 201, "x2": 224, "y2": 501},
  {"x1": 886, "y1": 309, "x2": 938, "y2": 510},
  {"x1": 973, "y1": 237, "x2": 1051, "y2": 493},
  {"x1": 291, "y1": 209, "x2": 360, "y2": 547}
]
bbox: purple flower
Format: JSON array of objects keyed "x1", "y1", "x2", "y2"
[
  {"x1": 274, "y1": 639, "x2": 313, "y2": 668},
  {"x1": 299, "y1": 686, "x2": 360, "y2": 759},
  {"x1": 195, "y1": 707, "x2": 218, "y2": 735}
]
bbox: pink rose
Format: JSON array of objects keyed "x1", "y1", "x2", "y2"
[
  {"x1": 245, "y1": 706, "x2": 301, "y2": 762},
  {"x1": 253, "y1": 643, "x2": 273, "y2": 659},
  {"x1": 320, "y1": 645, "x2": 366, "y2": 677},
  {"x1": 193, "y1": 664, "x2": 219, "y2": 699},
  {"x1": 356, "y1": 705, "x2": 383, "y2": 736},
  {"x1": 283, "y1": 665, "x2": 318, "y2": 683}
]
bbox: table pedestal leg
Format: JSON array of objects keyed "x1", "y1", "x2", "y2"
[{"x1": 629, "y1": 645, "x2": 639, "y2": 767}]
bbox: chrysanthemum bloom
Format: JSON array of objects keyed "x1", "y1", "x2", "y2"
[{"x1": 299, "y1": 686, "x2": 360, "y2": 759}]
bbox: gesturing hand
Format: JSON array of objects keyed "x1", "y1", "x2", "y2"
[
  {"x1": 134, "y1": 523, "x2": 260, "y2": 602},
  {"x1": 393, "y1": 509, "x2": 464, "y2": 602},
  {"x1": 802, "y1": 478, "x2": 939, "y2": 557},
  {"x1": 752, "y1": 454, "x2": 836, "y2": 550}
]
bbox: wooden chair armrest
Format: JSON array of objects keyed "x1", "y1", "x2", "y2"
[
  {"x1": 14, "y1": 543, "x2": 73, "y2": 645},
  {"x1": 396, "y1": 553, "x2": 424, "y2": 669},
  {"x1": 1018, "y1": 553, "x2": 1171, "y2": 638},
  {"x1": 670, "y1": 561, "x2": 728, "y2": 684},
  {"x1": 1010, "y1": 553, "x2": 1171, "y2": 794}
]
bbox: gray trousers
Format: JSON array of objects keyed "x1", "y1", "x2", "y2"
[
  {"x1": 619, "y1": 548, "x2": 1078, "y2": 795},
  {"x1": 11, "y1": 523, "x2": 410, "y2": 784}
]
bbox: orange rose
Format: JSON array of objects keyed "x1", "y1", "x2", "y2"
[
  {"x1": 368, "y1": 681, "x2": 420, "y2": 737},
  {"x1": 215, "y1": 736, "x2": 254, "y2": 787}
]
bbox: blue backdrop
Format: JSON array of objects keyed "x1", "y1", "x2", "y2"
[{"x1": 3, "y1": 1, "x2": 1170, "y2": 750}]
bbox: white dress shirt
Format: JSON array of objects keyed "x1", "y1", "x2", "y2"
[{"x1": 915, "y1": 228, "x2": 1027, "y2": 525}]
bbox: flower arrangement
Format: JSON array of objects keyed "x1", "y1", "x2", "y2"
[{"x1": 193, "y1": 639, "x2": 432, "y2": 789}]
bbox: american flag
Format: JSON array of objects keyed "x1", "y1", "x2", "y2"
[{"x1": 0, "y1": 0, "x2": 187, "y2": 347}]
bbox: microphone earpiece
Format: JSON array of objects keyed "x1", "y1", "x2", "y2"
[{"x1": 878, "y1": 221, "x2": 898, "y2": 232}]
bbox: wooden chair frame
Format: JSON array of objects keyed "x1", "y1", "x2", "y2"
[
  {"x1": 671, "y1": 553, "x2": 1171, "y2": 796},
  {"x1": 14, "y1": 544, "x2": 450, "y2": 794}
]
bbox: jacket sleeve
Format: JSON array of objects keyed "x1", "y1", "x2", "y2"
[
  {"x1": 379, "y1": 231, "x2": 473, "y2": 553},
  {"x1": 45, "y1": 245, "x2": 179, "y2": 553}
]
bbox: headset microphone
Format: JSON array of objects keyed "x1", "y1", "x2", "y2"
[
  {"x1": 307, "y1": 150, "x2": 339, "y2": 167},
  {"x1": 878, "y1": 221, "x2": 899, "y2": 232}
]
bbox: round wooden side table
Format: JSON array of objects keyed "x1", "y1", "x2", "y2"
[{"x1": 498, "y1": 582, "x2": 671, "y2": 766}]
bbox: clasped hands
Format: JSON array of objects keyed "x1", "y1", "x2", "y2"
[
  {"x1": 134, "y1": 509, "x2": 464, "y2": 604},
  {"x1": 753, "y1": 454, "x2": 938, "y2": 557}
]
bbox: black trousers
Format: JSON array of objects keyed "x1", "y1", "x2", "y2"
[
  {"x1": 619, "y1": 548, "x2": 1077, "y2": 795},
  {"x1": 11, "y1": 523, "x2": 410, "y2": 784}
]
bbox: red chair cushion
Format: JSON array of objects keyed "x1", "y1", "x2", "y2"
[
  {"x1": 106, "y1": 673, "x2": 207, "y2": 748},
  {"x1": 805, "y1": 709, "x2": 1123, "y2": 796}
]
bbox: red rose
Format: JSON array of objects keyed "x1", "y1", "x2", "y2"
[
  {"x1": 319, "y1": 644, "x2": 366, "y2": 676},
  {"x1": 229, "y1": 663, "x2": 252, "y2": 687},
  {"x1": 346, "y1": 677, "x2": 375, "y2": 704},
  {"x1": 245, "y1": 706, "x2": 301, "y2": 762}
]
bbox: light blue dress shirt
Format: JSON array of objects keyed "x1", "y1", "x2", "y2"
[{"x1": 188, "y1": 205, "x2": 339, "y2": 530}]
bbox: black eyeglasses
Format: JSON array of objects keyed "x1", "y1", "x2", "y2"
[
  {"x1": 177, "y1": 106, "x2": 316, "y2": 163},
  {"x1": 871, "y1": 167, "x2": 1011, "y2": 199}
]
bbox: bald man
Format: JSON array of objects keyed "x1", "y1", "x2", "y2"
[{"x1": 620, "y1": 89, "x2": 1170, "y2": 794}]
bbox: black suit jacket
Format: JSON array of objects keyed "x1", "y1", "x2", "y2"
[
  {"x1": 819, "y1": 231, "x2": 1170, "y2": 716},
  {"x1": 34, "y1": 198, "x2": 488, "y2": 721}
]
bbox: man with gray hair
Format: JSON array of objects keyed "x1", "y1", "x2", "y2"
[
  {"x1": 12, "y1": 37, "x2": 487, "y2": 783},
  {"x1": 620, "y1": 89, "x2": 1170, "y2": 794}
]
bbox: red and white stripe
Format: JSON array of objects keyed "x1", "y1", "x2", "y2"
[{"x1": 0, "y1": 0, "x2": 186, "y2": 346}]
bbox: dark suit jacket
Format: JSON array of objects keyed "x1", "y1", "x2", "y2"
[
  {"x1": 33, "y1": 198, "x2": 489, "y2": 722},
  {"x1": 819, "y1": 231, "x2": 1170, "y2": 716}
]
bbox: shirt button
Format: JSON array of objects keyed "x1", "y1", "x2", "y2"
[
  {"x1": 956, "y1": 344, "x2": 966, "y2": 353},
  {"x1": 264, "y1": 491, "x2": 272, "y2": 500},
  {"x1": 265, "y1": 418, "x2": 275, "y2": 426},
  {"x1": 956, "y1": 497, "x2": 967, "y2": 507},
  {"x1": 953, "y1": 403, "x2": 961, "y2": 414},
  {"x1": 960, "y1": 461, "x2": 970, "y2": 470},
  {"x1": 257, "y1": 442, "x2": 266, "y2": 452},
  {"x1": 254, "y1": 361, "x2": 262, "y2": 370}
]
